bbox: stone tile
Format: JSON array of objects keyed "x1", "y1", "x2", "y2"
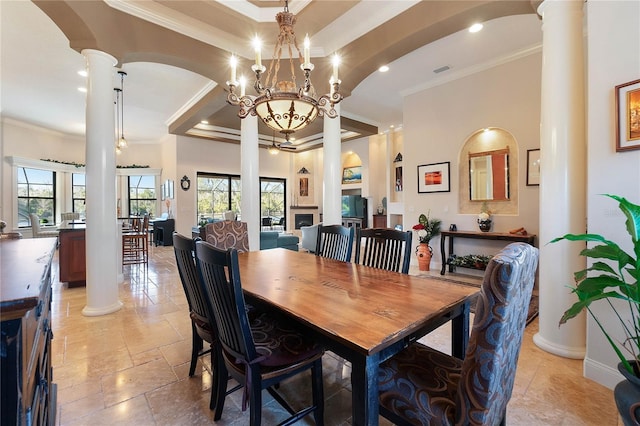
[
  {"x1": 100, "y1": 358, "x2": 178, "y2": 407},
  {"x1": 63, "y1": 395, "x2": 153, "y2": 426}
]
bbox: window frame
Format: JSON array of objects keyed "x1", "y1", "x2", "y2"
[{"x1": 17, "y1": 166, "x2": 56, "y2": 228}]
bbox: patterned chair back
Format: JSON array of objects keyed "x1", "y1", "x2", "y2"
[
  {"x1": 205, "y1": 221, "x2": 250, "y2": 253},
  {"x1": 455, "y1": 242, "x2": 539, "y2": 425}
]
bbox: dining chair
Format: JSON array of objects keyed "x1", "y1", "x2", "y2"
[
  {"x1": 195, "y1": 241, "x2": 325, "y2": 425},
  {"x1": 315, "y1": 224, "x2": 354, "y2": 262},
  {"x1": 172, "y1": 233, "x2": 218, "y2": 409},
  {"x1": 60, "y1": 212, "x2": 80, "y2": 221},
  {"x1": 205, "y1": 220, "x2": 250, "y2": 252},
  {"x1": 378, "y1": 242, "x2": 539, "y2": 426},
  {"x1": 29, "y1": 213, "x2": 59, "y2": 239},
  {"x1": 354, "y1": 227, "x2": 413, "y2": 274}
]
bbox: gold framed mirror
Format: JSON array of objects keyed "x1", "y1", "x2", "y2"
[{"x1": 469, "y1": 147, "x2": 510, "y2": 201}]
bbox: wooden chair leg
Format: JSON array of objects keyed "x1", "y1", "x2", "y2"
[
  {"x1": 189, "y1": 324, "x2": 201, "y2": 377},
  {"x1": 213, "y1": 348, "x2": 228, "y2": 420}
]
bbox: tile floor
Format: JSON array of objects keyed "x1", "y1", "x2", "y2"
[{"x1": 51, "y1": 245, "x2": 620, "y2": 425}]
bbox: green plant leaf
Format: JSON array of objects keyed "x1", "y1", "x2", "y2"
[{"x1": 560, "y1": 291, "x2": 627, "y2": 323}]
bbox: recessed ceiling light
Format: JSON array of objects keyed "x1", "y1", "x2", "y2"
[
  {"x1": 200, "y1": 120, "x2": 209, "y2": 125},
  {"x1": 469, "y1": 23, "x2": 483, "y2": 33},
  {"x1": 378, "y1": 65, "x2": 389, "y2": 73},
  {"x1": 290, "y1": 137, "x2": 296, "y2": 142},
  {"x1": 77, "y1": 70, "x2": 87, "y2": 77},
  {"x1": 390, "y1": 125, "x2": 395, "y2": 128},
  {"x1": 77, "y1": 87, "x2": 87, "y2": 93}
]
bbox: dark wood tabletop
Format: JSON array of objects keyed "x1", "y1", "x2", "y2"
[{"x1": 237, "y1": 248, "x2": 478, "y2": 425}]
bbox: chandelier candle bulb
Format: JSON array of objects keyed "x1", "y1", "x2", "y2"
[
  {"x1": 253, "y1": 37, "x2": 262, "y2": 68},
  {"x1": 332, "y1": 54, "x2": 340, "y2": 81},
  {"x1": 229, "y1": 55, "x2": 237, "y2": 84},
  {"x1": 239, "y1": 76, "x2": 246, "y2": 97},
  {"x1": 303, "y1": 35, "x2": 311, "y2": 65}
]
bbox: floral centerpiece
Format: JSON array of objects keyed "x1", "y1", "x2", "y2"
[
  {"x1": 477, "y1": 202, "x2": 492, "y2": 232},
  {"x1": 412, "y1": 211, "x2": 442, "y2": 245},
  {"x1": 412, "y1": 211, "x2": 441, "y2": 271}
]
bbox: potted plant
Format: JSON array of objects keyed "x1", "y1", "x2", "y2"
[
  {"x1": 412, "y1": 211, "x2": 442, "y2": 271},
  {"x1": 552, "y1": 194, "x2": 639, "y2": 423}
]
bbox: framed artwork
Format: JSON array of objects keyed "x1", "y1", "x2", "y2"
[
  {"x1": 299, "y1": 177, "x2": 309, "y2": 196},
  {"x1": 160, "y1": 183, "x2": 166, "y2": 201},
  {"x1": 417, "y1": 161, "x2": 450, "y2": 193},
  {"x1": 342, "y1": 166, "x2": 362, "y2": 184},
  {"x1": 165, "y1": 179, "x2": 174, "y2": 199},
  {"x1": 616, "y1": 79, "x2": 640, "y2": 152},
  {"x1": 526, "y1": 149, "x2": 541, "y2": 186}
]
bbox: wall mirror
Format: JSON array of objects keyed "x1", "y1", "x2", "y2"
[{"x1": 469, "y1": 147, "x2": 510, "y2": 201}]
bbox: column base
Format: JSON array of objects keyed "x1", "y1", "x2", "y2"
[
  {"x1": 82, "y1": 300, "x2": 123, "y2": 317},
  {"x1": 533, "y1": 332, "x2": 585, "y2": 359}
]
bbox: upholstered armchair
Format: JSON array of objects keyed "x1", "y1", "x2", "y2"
[
  {"x1": 204, "y1": 221, "x2": 250, "y2": 252},
  {"x1": 29, "y1": 213, "x2": 59, "y2": 239}
]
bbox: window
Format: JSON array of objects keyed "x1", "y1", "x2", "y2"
[
  {"x1": 197, "y1": 173, "x2": 241, "y2": 221},
  {"x1": 72, "y1": 173, "x2": 86, "y2": 217},
  {"x1": 128, "y1": 175, "x2": 156, "y2": 216},
  {"x1": 260, "y1": 178, "x2": 286, "y2": 228},
  {"x1": 17, "y1": 167, "x2": 56, "y2": 227}
]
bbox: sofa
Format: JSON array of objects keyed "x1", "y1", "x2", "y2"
[{"x1": 260, "y1": 231, "x2": 299, "y2": 251}]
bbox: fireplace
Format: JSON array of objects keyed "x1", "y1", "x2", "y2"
[{"x1": 294, "y1": 214, "x2": 313, "y2": 229}]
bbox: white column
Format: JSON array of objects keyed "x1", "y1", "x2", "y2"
[
  {"x1": 322, "y1": 104, "x2": 342, "y2": 225},
  {"x1": 241, "y1": 114, "x2": 260, "y2": 251},
  {"x1": 81, "y1": 49, "x2": 123, "y2": 316},
  {"x1": 533, "y1": 0, "x2": 586, "y2": 358}
]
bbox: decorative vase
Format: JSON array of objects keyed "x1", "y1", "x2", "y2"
[
  {"x1": 615, "y1": 361, "x2": 640, "y2": 426},
  {"x1": 416, "y1": 243, "x2": 432, "y2": 271},
  {"x1": 478, "y1": 219, "x2": 492, "y2": 232}
]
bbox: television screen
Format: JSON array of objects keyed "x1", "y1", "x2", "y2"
[{"x1": 342, "y1": 195, "x2": 363, "y2": 217}]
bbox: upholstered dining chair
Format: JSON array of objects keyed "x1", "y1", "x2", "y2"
[
  {"x1": 354, "y1": 228, "x2": 413, "y2": 274},
  {"x1": 378, "y1": 242, "x2": 539, "y2": 426},
  {"x1": 205, "y1": 220, "x2": 250, "y2": 252},
  {"x1": 315, "y1": 224, "x2": 355, "y2": 262},
  {"x1": 195, "y1": 241, "x2": 325, "y2": 425},
  {"x1": 29, "y1": 213, "x2": 59, "y2": 239}
]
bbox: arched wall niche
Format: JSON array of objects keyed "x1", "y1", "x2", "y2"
[{"x1": 458, "y1": 127, "x2": 519, "y2": 215}]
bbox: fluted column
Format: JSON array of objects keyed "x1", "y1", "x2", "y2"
[
  {"x1": 241, "y1": 114, "x2": 260, "y2": 251},
  {"x1": 81, "y1": 49, "x2": 123, "y2": 316},
  {"x1": 322, "y1": 104, "x2": 342, "y2": 225},
  {"x1": 533, "y1": 0, "x2": 586, "y2": 358}
]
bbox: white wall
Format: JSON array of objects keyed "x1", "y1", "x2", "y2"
[
  {"x1": 584, "y1": 0, "x2": 640, "y2": 388},
  {"x1": 403, "y1": 52, "x2": 542, "y2": 268}
]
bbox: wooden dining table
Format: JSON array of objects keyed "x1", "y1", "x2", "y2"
[{"x1": 237, "y1": 248, "x2": 479, "y2": 425}]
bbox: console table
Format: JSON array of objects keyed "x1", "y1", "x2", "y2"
[{"x1": 440, "y1": 230, "x2": 536, "y2": 275}]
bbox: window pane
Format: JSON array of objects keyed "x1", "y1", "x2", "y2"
[
  {"x1": 128, "y1": 175, "x2": 156, "y2": 216},
  {"x1": 17, "y1": 167, "x2": 56, "y2": 227},
  {"x1": 260, "y1": 178, "x2": 286, "y2": 227},
  {"x1": 196, "y1": 174, "x2": 242, "y2": 222}
]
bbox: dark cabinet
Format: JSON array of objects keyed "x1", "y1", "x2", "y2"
[
  {"x1": 153, "y1": 218, "x2": 175, "y2": 246},
  {"x1": 1, "y1": 238, "x2": 57, "y2": 426},
  {"x1": 373, "y1": 214, "x2": 387, "y2": 228},
  {"x1": 59, "y1": 226, "x2": 86, "y2": 285}
]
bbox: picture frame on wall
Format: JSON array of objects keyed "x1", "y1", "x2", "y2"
[
  {"x1": 342, "y1": 166, "x2": 362, "y2": 184},
  {"x1": 616, "y1": 79, "x2": 640, "y2": 152},
  {"x1": 417, "y1": 161, "x2": 450, "y2": 193},
  {"x1": 526, "y1": 149, "x2": 541, "y2": 186}
]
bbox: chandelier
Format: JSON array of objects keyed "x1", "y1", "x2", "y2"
[{"x1": 226, "y1": 0, "x2": 342, "y2": 142}]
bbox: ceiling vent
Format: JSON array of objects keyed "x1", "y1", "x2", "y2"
[{"x1": 433, "y1": 65, "x2": 450, "y2": 74}]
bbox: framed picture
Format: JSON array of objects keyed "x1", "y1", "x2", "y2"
[
  {"x1": 417, "y1": 161, "x2": 450, "y2": 193},
  {"x1": 299, "y1": 177, "x2": 309, "y2": 196},
  {"x1": 165, "y1": 179, "x2": 175, "y2": 199},
  {"x1": 160, "y1": 183, "x2": 166, "y2": 201},
  {"x1": 526, "y1": 149, "x2": 541, "y2": 186},
  {"x1": 616, "y1": 79, "x2": 640, "y2": 152},
  {"x1": 342, "y1": 166, "x2": 362, "y2": 184}
]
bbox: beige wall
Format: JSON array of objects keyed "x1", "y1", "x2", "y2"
[
  {"x1": 584, "y1": 0, "x2": 640, "y2": 388},
  {"x1": 403, "y1": 52, "x2": 542, "y2": 268}
]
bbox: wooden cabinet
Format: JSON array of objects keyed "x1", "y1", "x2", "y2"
[
  {"x1": 1, "y1": 238, "x2": 57, "y2": 426},
  {"x1": 372, "y1": 214, "x2": 387, "y2": 228},
  {"x1": 59, "y1": 226, "x2": 86, "y2": 285},
  {"x1": 342, "y1": 217, "x2": 363, "y2": 230}
]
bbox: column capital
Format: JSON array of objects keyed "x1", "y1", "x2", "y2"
[{"x1": 81, "y1": 49, "x2": 118, "y2": 66}]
